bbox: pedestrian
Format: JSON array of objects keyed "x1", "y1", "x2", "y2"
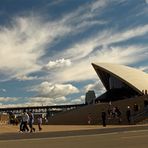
[
  {"x1": 28, "y1": 111, "x2": 35, "y2": 133},
  {"x1": 107, "y1": 106, "x2": 112, "y2": 119},
  {"x1": 101, "y1": 111, "x2": 107, "y2": 127},
  {"x1": 37, "y1": 115, "x2": 42, "y2": 131},
  {"x1": 45, "y1": 117, "x2": 48, "y2": 124},
  {"x1": 19, "y1": 112, "x2": 24, "y2": 132},
  {"x1": 126, "y1": 106, "x2": 131, "y2": 124},
  {"x1": 22, "y1": 110, "x2": 29, "y2": 132},
  {"x1": 115, "y1": 107, "x2": 122, "y2": 123},
  {"x1": 87, "y1": 113, "x2": 92, "y2": 125}
]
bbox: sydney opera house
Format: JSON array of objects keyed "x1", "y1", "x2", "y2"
[
  {"x1": 92, "y1": 63, "x2": 148, "y2": 102},
  {"x1": 0, "y1": 63, "x2": 148, "y2": 125}
]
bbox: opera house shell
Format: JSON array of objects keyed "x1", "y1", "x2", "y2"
[{"x1": 92, "y1": 63, "x2": 148, "y2": 102}]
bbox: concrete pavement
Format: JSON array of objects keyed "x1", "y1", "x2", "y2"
[{"x1": 0, "y1": 125, "x2": 148, "y2": 148}]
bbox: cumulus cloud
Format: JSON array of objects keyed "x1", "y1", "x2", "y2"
[
  {"x1": 29, "y1": 96, "x2": 68, "y2": 106},
  {"x1": 84, "y1": 81, "x2": 105, "y2": 94},
  {"x1": 29, "y1": 81, "x2": 79, "y2": 98},
  {"x1": 71, "y1": 95, "x2": 85, "y2": 104},
  {"x1": 30, "y1": 96, "x2": 84, "y2": 106},
  {"x1": 43, "y1": 58, "x2": 71, "y2": 71}
]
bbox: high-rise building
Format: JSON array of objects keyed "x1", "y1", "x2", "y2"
[{"x1": 85, "y1": 90, "x2": 96, "y2": 105}]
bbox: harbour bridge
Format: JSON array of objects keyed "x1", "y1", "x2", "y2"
[{"x1": 0, "y1": 104, "x2": 86, "y2": 116}]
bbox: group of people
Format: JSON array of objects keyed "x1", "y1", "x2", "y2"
[
  {"x1": 101, "y1": 105, "x2": 131, "y2": 127},
  {"x1": 87, "y1": 104, "x2": 134, "y2": 127},
  {"x1": 19, "y1": 110, "x2": 42, "y2": 133},
  {"x1": 108, "y1": 106, "x2": 121, "y2": 120}
]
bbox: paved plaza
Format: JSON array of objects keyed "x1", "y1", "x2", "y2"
[{"x1": 0, "y1": 125, "x2": 148, "y2": 148}]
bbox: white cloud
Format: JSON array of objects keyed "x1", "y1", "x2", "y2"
[
  {"x1": 84, "y1": 81, "x2": 105, "y2": 94},
  {"x1": 0, "y1": 15, "x2": 72, "y2": 81},
  {"x1": 29, "y1": 81, "x2": 79, "y2": 98},
  {"x1": 91, "y1": 0, "x2": 108, "y2": 12},
  {"x1": 47, "y1": 45, "x2": 147, "y2": 83},
  {"x1": 0, "y1": 16, "x2": 48, "y2": 79},
  {"x1": 0, "y1": 97, "x2": 18, "y2": 102},
  {"x1": 59, "y1": 38, "x2": 98, "y2": 60},
  {"x1": 106, "y1": 25, "x2": 148, "y2": 45},
  {"x1": 71, "y1": 95, "x2": 85, "y2": 104},
  {"x1": 58, "y1": 0, "x2": 108, "y2": 34},
  {"x1": 0, "y1": 0, "x2": 112, "y2": 81},
  {"x1": 50, "y1": 22, "x2": 148, "y2": 83},
  {"x1": 56, "y1": 24, "x2": 148, "y2": 62},
  {"x1": 16, "y1": 74, "x2": 38, "y2": 81},
  {"x1": 43, "y1": 58, "x2": 71, "y2": 71},
  {"x1": 93, "y1": 46, "x2": 148, "y2": 65},
  {"x1": 29, "y1": 96, "x2": 68, "y2": 106},
  {"x1": 0, "y1": 0, "x2": 147, "y2": 106}
]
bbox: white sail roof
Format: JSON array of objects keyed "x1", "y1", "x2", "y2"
[{"x1": 92, "y1": 63, "x2": 148, "y2": 94}]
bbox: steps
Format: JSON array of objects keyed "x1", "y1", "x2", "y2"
[{"x1": 48, "y1": 95, "x2": 148, "y2": 125}]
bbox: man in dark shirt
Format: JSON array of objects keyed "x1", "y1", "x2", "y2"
[
  {"x1": 126, "y1": 106, "x2": 131, "y2": 124},
  {"x1": 101, "y1": 111, "x2": 107, "y2": 127}
]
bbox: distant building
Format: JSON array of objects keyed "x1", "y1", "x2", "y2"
[{"x1": 85, "y1": 90, "x2": 96, "y2": 105}]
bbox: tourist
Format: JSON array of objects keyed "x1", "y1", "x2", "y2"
[
  {"x1": 22, "y1": 110, "x2": 29, "y2": 132},
  {"x1": 112, "y1": 107, "x2": 116, "y2": 118},
  {"x1": 87, "y1": 113, "x2": 92, "y2": 125},
  {"x1": 101, "y1": 111, "x2": 107, "y2": 127},
  {"x1": 37, "y1": 115, "x2": 42, "y2": 131},
  {"x1": 28, "y1": 111, "x2": 35, "y2": 133},
  {"x1": 126, "y1": 106, "x2": 131, "y2": 124},
  {"x1": 107, "y1": 105, "x2": 112, "y2": 119},
  {"x1": 19, "y1": 112, "x2": 24, "y2": 132},
  {"x1": 133, "y1": 104, "x2": 139, "y2": 112},
  {"x1": 115, "y1": 107, "x2": 122, "y2": 123}
]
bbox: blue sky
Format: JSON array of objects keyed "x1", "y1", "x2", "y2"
[{"x1": 0, "y1": 0, "x2": 148, "y2": 107}]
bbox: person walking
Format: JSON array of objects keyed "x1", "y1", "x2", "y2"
[
  {"x1": 101, "y1": 111, "x2": 107, "y2": 127},
  {"x1": 87, "y1": 113, "x2": 92, "y2": 125},
  {"x1": 115, "y1": 107, "x2": 122, "y2": 123},
  {"x1": 28, "y1": 111, "x2": 35, "y2": 133},
  {"x1": 19, "y1": 112, "x2": 24, "y2": 132},
  {"x1": 126, "y1": 106, "x2": 131, "y2": 124},
  {"x1": 22, "y1": 111, "x2": 29, "y2": 132},
  {"x1": 37, "y1": 115, "x2": 42, "y2": 131}
]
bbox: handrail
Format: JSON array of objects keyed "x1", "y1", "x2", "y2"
[{"x1": 132, "y1": 108, "x2": 148, "y2": 121}]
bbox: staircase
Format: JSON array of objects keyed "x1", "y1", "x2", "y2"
[{"x1": 47, "y1": 95, "x2": 148, "y2": 125}]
